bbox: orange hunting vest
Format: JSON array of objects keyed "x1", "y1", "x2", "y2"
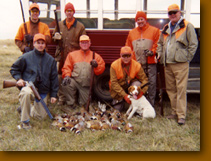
[{"x1": 111, "y1": 58, "x2": 141, "y2": 80}]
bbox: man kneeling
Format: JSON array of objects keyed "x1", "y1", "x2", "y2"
[{"x1": 109, "y1": 46, "x2": 148, "y2": 112}]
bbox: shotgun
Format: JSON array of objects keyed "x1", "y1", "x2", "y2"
[
  {"x1": 3, "y1": 80, "x2": 54, "y2": 120},
  {"x1": 54, "y1": 9, "x2": 60, "y2": 34},
  {"x1": 28, "y1": 81, "x2": 54, "y2": 120},
  {"x1": 19, "y1": 0, "x2": 31, "y2": 47},
  {"x1": 3, "y1": 80, "x2": 18, "y2": 88},
  {"x1": 54, "y1": 9, "x2": 63, "y2": 62},
  {"x1": 86, "y1": 52, "x2": 95, "y2": 112},
  {"x1": 157, "y1": 63, "x2": 164, "y2": 116}
]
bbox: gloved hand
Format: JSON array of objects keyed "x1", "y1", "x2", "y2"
[
  {"x1": 144, "y1": 49, "x2": 154, "y2": 56},
  {"x1": 62, "y1": 76, "x2": 71, "y2": 86},
  {"x1": 24, "y1": 34, "x2": 33, "y2": 42},
  {"x1": 124, "y1": 95, "x2": 131, "y2": 104},
  {"x1": 24, "y1": 46, "x2": 31, "y2": 52},
  {"x1": 90, "y1": 59, "x2": 98, "y2": 68},
  {"x1": 53, "y1": 32, "x2": 62, "y2": 40}
]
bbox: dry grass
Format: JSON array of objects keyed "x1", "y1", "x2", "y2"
[{"x1": 0, "y1": 40, "x2": 200, "y2": 151}]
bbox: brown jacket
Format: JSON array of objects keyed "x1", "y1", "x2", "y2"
[
  {"x1": 15, "y1": 19, "x2": 51, "y2": 52},
  {"x1": 54, "y1": 19, "x2": 86, "y2": 74},
  {"x1": 110, "y1": 58, "x2": 148, "y2": 100}
]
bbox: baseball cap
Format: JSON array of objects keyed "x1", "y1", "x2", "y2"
[
  {"x1": 168, "y1": 4, "x2": 180, "y2": 12},
  {"x1": 120, "y1": 46, "x2": 132, "y2": 55},
  {"x1": 29, "y1": 3, "x2": 40, "y2": 11},
  {"x1": 33, "y1": 33, "x2": 46, "y2": 43},
  {"x1": 79, "y1": 35, "x2": 90, "y2": 42}
]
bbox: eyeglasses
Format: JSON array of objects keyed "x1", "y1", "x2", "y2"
[
  {"x1": 168, "y1": 11, "x2": 178, "y2": 15},
  {"x1": 121, "y1": 54, "x2": 131, "y2": 58},
  {"x1": 31, "y1": 10, "x2": 39, "y2": 14}
]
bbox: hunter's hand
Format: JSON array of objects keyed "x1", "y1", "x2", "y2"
[
  {"x1": 144, "y1": 49, "x2": 154, "y2": 56},
  {"x1": 51, "y1": 97, "x2": 57, "y2": 104},
  {"x1": 16, "y1": 79, "x2": 25, "y2": 87},
  {"x1": 90, "y1": 59, "x2": 98, "y2": 68},
  {"x1": 53, "y1": 32, "x2": 62, "y2": 40},
  {"x1": 124, "y1": 95, "x2": 131, "y2": 104},
  {"x1": 62, "y1": 76, "x2": 71, "y2": 86},
  {"x1": 24, "y1": 34, "x2": 33, "y2": 42},
  {"x1": 157, "y1": 55, "x2": 160, "y2": 60}
]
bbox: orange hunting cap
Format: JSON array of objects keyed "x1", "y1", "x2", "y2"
[
  {"x1": 79, "y1": 35, "x2": 90, "y2": 42},
  {"x1": 29, "y1": 3, "x2": 40, "y2": 11},
  {"x1": 33, "y1": 33, "x2": 46, "y2": 43},
  {"x1": 120, "y1": 46, "x2": 132, "y2": 55},
  {"x1": 168, "y1": 4, "x2": 180, "y2": 12},
  {"x1": 65, "y1": 2, "x2": 75, "y2": 13},
  {"x1": 135, "y1": 11, "x2": 147, "y2": 21}
]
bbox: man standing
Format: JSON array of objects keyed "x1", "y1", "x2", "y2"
[
  {"x1": 157, "y1": 4, "x2": 198, "y2": 125},
  {"x1": 15, "y1": 3, "x2": 51, "y2": 53},
  {"x1": 53, "y1": 2, "x2": 86, "y2": 105},
  {"x1": 62, "y1": 35, "x2": 105, "y2": 108},
  {"x1": 125, "y1": 11, "x2": 160, "y2": 107},
  {"x1": 110, "y1": 46, "x2": 148, "y2": 112},
  {"x1": 10, "y1": 33, "x2": 59, "y2": 129}
]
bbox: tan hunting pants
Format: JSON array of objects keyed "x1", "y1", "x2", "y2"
[
  {"x1": 19, "y1": 86, "x2": 48, "y2": 122},
  {"x1": 164, "y1": 62, "x2": 189, "y2": 119},
  {"x1": 62, "y1": 78, "x2": 89, "y2": 106}
]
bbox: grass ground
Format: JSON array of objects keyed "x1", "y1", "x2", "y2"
[{"x1": 0, "y1": 40, "x2": 200, "y2": 151}]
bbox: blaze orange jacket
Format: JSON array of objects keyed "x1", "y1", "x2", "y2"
[
  {"x1": 126, "y1": 23, "x2": 160, "y2": 64},
  {"x1": 15, "y1": 19, "x2": 51, "y2": 52},
  {"x1": 109, "y1": 58, "x2": 148, "y2": 100},
  {"x1": 62, "y1": 49, "x2": 105, "y2": 86}
]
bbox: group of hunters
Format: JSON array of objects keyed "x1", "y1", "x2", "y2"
[{"x1": 10, "y1": 2, "x2": 198, "y2": 129}]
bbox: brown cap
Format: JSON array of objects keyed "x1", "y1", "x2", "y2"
[
  {"x1": 33, "y1": 33, "x2": 46, "y2": 43},
  {"x1": 29, "y1": 3, "x2": 40, "y2": 11},
  {"x1": 120, "y1": 46, "x2": 132, "y2": 55},
  {"x1": 79, "y1": 35, "x2": 90, "y2": 42},
  {"x1": 65, "y1": 2, "x2": 75, "y2": 13},
  {"x1": 135, "y1": 11, "x2": 147, "y2": 21},
  {"x1": 168, "y1": 4, "x2": 180, "y2": 12}
]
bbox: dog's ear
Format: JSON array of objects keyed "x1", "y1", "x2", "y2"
[{"x1": 128, "y1": 86, "x2": 133, "y2": 93}]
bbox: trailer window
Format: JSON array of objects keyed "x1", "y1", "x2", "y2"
[
  {"x1": 66, "y1": 0, "x2": 98, "y2": 29},
  {"x1": 102, "y1": 0, "x2": 136, "y2": 29}
]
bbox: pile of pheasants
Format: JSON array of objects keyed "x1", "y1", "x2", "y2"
[{"x1": 51, "y1": 102, "x2": 134, "y2": 134}]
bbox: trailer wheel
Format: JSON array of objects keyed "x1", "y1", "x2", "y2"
[{"x1": 93, "y1": 68, "x2": 112, "y2": 102}]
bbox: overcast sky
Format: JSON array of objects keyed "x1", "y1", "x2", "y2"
[{"x1": 0, "y1": 0, "x2": 200, "y2": 40}]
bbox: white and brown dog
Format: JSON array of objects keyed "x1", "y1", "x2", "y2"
[{"x1": 126, "y1": 85, "x2": 156, "y2": 120}]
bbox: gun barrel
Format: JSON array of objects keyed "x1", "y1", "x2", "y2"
[
  {"x1": 3, "y1": 80, "x2": 17, "y2": 88},
  {"x1": 28, "y1": 81, "x2": 54, "y2": 120},
  {"x1": 54, "y1": 10, "x2": 60, "y2": 33}
]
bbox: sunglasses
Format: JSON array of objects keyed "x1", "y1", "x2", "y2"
[
  {"x1": 31, "y1": 10, "x2": 39, "y2": 14},
  {"x1": 168, "y1": 11, "x2": 178, "y2": 15},
  {"x1": 121, "y1": 54, "x2": 131, "y2": 58}
]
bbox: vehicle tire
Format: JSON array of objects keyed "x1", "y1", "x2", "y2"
[{"x1": 93, "y1": 67, "x2": 113, "y2": 102}]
